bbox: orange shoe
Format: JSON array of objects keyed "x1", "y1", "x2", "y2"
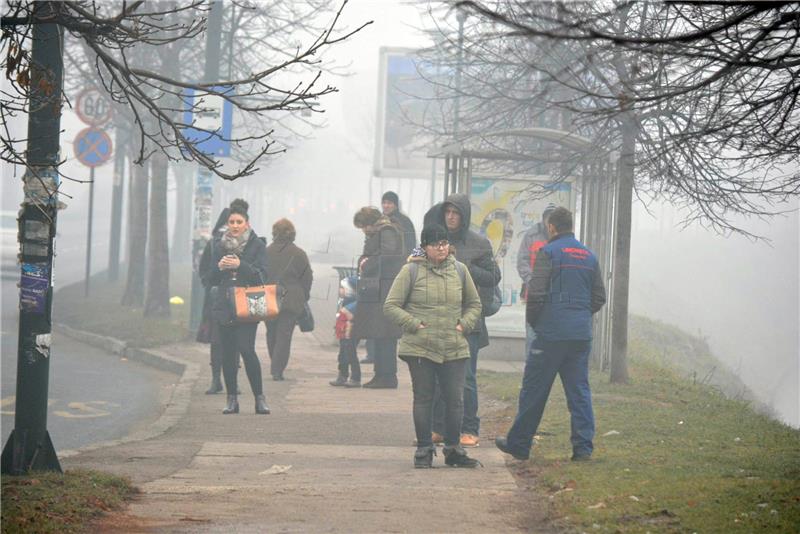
[
  {"x1": 460, "y1": 433, "x2": 480, "y2": 447},
  {"x1": 414, "y1": 432, "x2": 445, "y2": 446}
]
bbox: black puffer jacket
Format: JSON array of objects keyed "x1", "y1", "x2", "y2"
[{"x1": 425, "y1": 193, "x2": 501, "y2": 348}]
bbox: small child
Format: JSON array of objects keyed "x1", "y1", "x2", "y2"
[{"x1": 330, "y1": 276, "x2": 361, "y2": 387}]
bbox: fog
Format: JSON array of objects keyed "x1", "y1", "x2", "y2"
[{"x1": 1, "y1": 0, "x2": 797, "y2": 427}]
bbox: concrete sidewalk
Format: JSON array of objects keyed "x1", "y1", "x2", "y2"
[{"x1": 64, "y1": 331, "x2": 528, "y2": 533}]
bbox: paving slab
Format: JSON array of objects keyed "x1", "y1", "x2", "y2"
[{"x1": 66, "y1": 328, "x2": 530, "y2": 533}]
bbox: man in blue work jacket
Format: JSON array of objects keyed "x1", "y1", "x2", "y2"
[{"x1": 495, "y1": 207, "x2": 607, "y2": 461}]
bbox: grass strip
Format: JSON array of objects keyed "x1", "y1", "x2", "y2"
[
  {"x1": 1, "y1": 469, "x2": 137, "y2": 534},
  {"x1": 54, "y1": 269, "x2": 191, "y2": 348},
  {"x1": 479, "y1": 320, "x2": 800, "y2": 533}
]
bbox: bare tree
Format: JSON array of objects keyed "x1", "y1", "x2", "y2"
[{"x1": 416, "y1": 0, "x2": 799, "y2": 382}]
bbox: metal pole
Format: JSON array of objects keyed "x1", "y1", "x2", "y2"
[
  {"x1": 84, "y1": 167, "x2": 95, "y2": 297},
  {"x1": 1, "y1": 1, "x2": 64, "y2": 475},
  {"x1": 189, "y1": 1, "x2": 224, "y2": 334}
]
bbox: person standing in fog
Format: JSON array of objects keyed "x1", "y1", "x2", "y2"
[
  {"x1": 517, "y1": 203, "x2": 556, "y2": 357},
  {"x1": 198, "y1": 207, "x2": 230, "y2": 394},
  {"x1": 382, "y1": 190, "x2": 416, "y2": 257},
  {"x1": 352, "y1": 207, "x2": 404, "y2": 388},
  {"x1": 265, "y1": 218, "x2": 313, "y2": 381},
  {"x1": 383, "y1": 224, "x2": 483, "y2": 468},
  {"x1": 207, "y1": 199, "x2": 270, "y2": 415},
  {"x1": 496, "y1": 207, "x2": 606, "y2": 461},
  {"x1": 427, "y1": 194, "x2": 501, "y2": 448}
]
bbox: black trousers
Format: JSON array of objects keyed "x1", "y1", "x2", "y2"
[
  {"x1": 372, "y1": 338, "x2": 398, "y2": 379},
  {"x1": 405, "y1": 357, "x2": 468, "y2": 448},
  {"x1": 219, "y1": 322, "x2": 263, "y2": 396},
  {"x1": 337, "y1": 338, "x2": 361, "y2": 381},
  {"x1": 266, "y1": 310, "x2": 299, "y2": 378}
]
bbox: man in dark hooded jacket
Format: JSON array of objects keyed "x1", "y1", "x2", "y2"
[{"x1": 427, "y1": 193, "x2": 501, "y2": 447}]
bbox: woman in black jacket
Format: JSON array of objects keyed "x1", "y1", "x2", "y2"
[
  {"x1": 205, "y1": 199, "x2": 270, "y2": 415},
  {"x1": 198, "y1": 207, "x2": 230, "y2": 394}
]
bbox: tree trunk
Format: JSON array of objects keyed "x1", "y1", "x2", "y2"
[
  {"x1": 121, "y1": 158, "x2": 148, "y2": 307},
  {"x1": 610, "y1": 117, "x2": 634, "y2": 384},
  {"x1": 170, "y1": 162, "x2": 193, "y2": 264},
  {"x1": 144, "y1": 152, "x2": 171, "y2": 317}
]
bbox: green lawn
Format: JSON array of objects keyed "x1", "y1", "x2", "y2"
[{"x1": 480, "y1": 321, "x2": 800, "y2": 533}]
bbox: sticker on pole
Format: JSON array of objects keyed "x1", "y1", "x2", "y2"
[
  {"x1": 20, "y1": 262, "x2": 49, "y2": 314},
  {"x1": 181, "y1": 86, "x2": 234, "y2": 157},
  {"x1": 75, "y1": 87, "x2": 113, "y2": 126},
  {"x1": 73, "y1": 128, "x2": 113, "y2": 168}
]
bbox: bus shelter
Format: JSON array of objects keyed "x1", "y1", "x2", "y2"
[{"x1": 428, "y1": 128, "x2": 617, "y2": 370}]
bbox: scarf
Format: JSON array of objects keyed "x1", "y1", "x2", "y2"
[{"x1": 219, "y1": 228, "x2": 251, "y2": 256}]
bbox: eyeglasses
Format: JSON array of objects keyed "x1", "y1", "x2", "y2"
[{"x1": 429, "y1": 240, "x2": 449, "y2": 249}]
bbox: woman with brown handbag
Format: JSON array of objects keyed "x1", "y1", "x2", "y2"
[{"x1": 207, "y1": 199, "x2": 270, "y2": 415}]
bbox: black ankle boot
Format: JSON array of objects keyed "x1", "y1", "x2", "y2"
[
  {"x1": 414, "y1": 446, "x2": 436, "y2": 468},
  {"x1": 222, "y1": 394, "x2": 239, "y2": 414},
  {"x1": 205, "y1": 369, "x2": 223, "y2": 395},
  {"x1": 443, "y1": 446, "x2": 481, "y2": 468},
  {"x1": 255, "y1": 394, "x2": 270, "y2": 415}
]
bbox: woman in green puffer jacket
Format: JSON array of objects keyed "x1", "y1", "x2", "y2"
[{"x1": 383, "y1": 224, "x2": 482, "y2": 469}]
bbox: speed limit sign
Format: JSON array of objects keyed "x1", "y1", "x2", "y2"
[{"x1": 75, "y1": 87, "x2": 113, "y2": 126}]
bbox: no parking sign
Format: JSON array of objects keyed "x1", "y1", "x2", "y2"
[{"x1": 73, "y1": 127, "x2": 113, "y2": 168}]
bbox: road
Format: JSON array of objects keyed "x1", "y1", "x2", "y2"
[{"x1": 1, "y1": 275, "x2": 175, "y2": 454}]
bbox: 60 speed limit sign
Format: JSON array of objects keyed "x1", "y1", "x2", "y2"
[{"x1": 75, "y1": 87, "x2": 112, "y2": 126}]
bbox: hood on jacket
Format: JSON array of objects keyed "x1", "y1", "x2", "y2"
[{"x1": 441, "y1": 193, "x2": 472, "y2": 240}]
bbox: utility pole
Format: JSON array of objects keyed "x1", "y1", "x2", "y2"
[
  {"x1": 1, "y1": 1, "x2": 64, "y2": 474},
  {"x1": 108, "y1": 127, "x2": 127, "y2": 282},
  {"x1": 189, "y1": 1, "x2": 224, "y2": 333}
]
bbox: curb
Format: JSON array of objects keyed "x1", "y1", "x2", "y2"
[{"x1": 53, "y1": 323, "x2": 200, "y2": 459}]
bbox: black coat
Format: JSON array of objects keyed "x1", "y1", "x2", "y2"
[
  {"x1": 352, "y1": 217, "x2": 404, "y2": 340},
  {"x1": 388, "y1": 210, "x2": 417, "y2": 256},
  {"x1": 425, "y1": 194, "x2": 502, "y2": 347},
  {"x1": 201, "y1": 231, "x2": 269, "y2": 289}
]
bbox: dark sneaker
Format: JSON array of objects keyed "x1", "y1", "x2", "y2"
[
  {"x1": 329, "y1": 375, "x2": 348, "y2": 387},
  {"x1": 362, "y1": 376, "x2": 398, "y2": 389},
  {"x1": 344, "y1": 379, "x2": 361, "y2": 388},
  {"x1": 414, "y1": 446, "x2": 436, "y2": 468},
  {"x1": 443, "y1": 446, "x2": 482, "y2": 468},
  {"x1": 494, "y1": 437, "x2": 529, "y2": 461},
  {"x1": 571, "y1": 453, "x2": 591, "y2": 462}
]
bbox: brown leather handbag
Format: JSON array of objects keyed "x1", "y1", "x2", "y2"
[{"x1": 230, "y1": 283, "x2": 285, "y2": 322}]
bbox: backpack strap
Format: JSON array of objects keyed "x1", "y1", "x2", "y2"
[{"x1": 403, "y1": 260, "x2": 467, "y2": 308}]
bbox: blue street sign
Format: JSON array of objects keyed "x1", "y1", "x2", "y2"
[
  {"x1": 73, "y1": 127, "x2": 113, "y2": 168},
  {"x1": 182, "y1": 86, "x2": 234, "y2": 157}
]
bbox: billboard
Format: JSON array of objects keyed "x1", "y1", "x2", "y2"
[
  {"x1": 469, "y1": 177, "x2": 575, "y2": 337},
  {"x1": 374, "y1": 48, "x2": 442, "y2": 178}
]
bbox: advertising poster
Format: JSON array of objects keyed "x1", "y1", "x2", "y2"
[
  {"x1": 20, "y1": 262, "x2": 50, "y2": 314},
  {"x1": 469, "y1": 177, "x2": 575, "y2": 337},
  {"x1": 374, "y1": 48, "x2": 442, "y2": 177}
]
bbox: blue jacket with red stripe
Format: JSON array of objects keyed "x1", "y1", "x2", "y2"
[{"x1": 526, "y1": 233, "x2": 606, "y2": 341}]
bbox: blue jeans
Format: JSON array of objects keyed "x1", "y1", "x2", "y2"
[
  {"x1": 505, "y1": 339, "x2": 595, "y2": 458},
  {"x1": 432, "y1": 332, "x2": 480, "y2": 436}
]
